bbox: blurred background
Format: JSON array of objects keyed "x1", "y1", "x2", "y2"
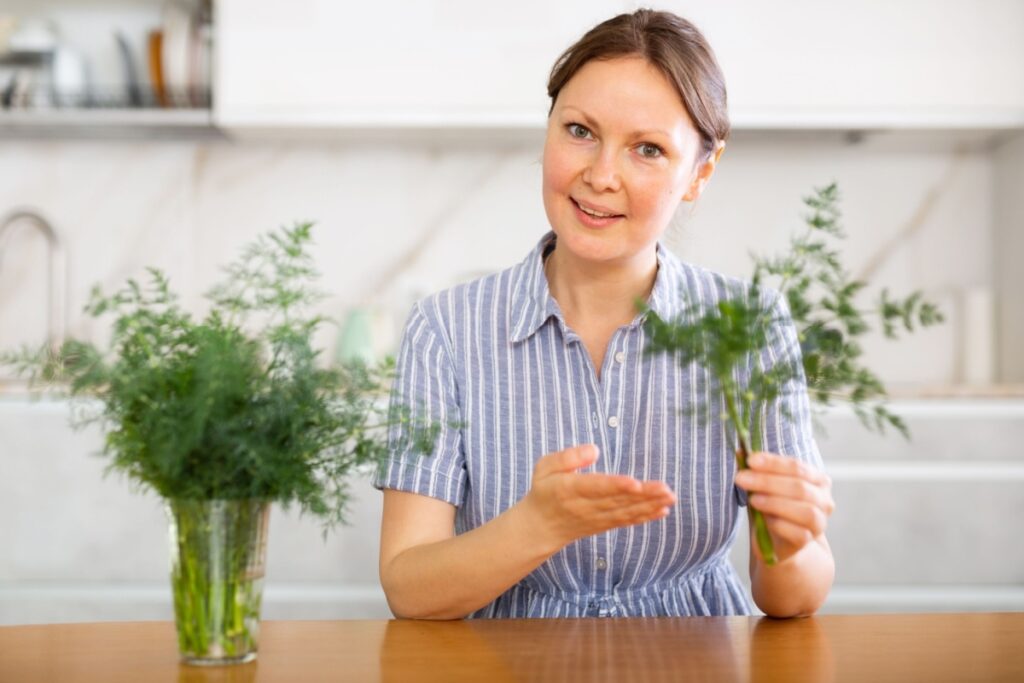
[{"x1": 1, "y1": 0, "x2": 1022, "y2": 623}]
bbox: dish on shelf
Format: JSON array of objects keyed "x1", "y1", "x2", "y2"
[
  {"x1": 114, "y1": 31, "x2": 142, "y2": 107},
  {"x1": 160, "y1": 0, "x2": 193, "y2": 107},
  {"x1": 51, "y1": 46, "x2": 88, "y2": 107}
]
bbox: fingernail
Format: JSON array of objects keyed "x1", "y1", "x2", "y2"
[{"x1": 748, "y1": 453, "x2": 763, "y2": 466}]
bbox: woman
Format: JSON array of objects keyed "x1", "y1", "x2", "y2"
[{"x1": 374, "y1": 9, "x2": 835, "y2": 619}]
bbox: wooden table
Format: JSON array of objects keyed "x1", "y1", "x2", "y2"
[{"x1": 1, "y1": 613, "x2": 1022, "y2": 682}]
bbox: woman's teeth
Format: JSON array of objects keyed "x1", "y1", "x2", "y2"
[{"x1": 576, "y1": 201, "x2": 618, "y2": 218}]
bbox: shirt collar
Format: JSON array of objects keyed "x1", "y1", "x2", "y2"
[{"x1": 509, "y1": 231, "x2": 678, "y2": 344}]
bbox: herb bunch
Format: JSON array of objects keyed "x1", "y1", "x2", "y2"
[
  {"x1": 750, "y1": 182, "x2": 944, "y2": 436},
  {"x1": 2, "y1": 223, "x2": 437, "y2": 530},
  {"x1": 643, "y1": 183, "x2": 944, "y2": 563}
]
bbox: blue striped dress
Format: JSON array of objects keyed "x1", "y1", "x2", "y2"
[{"x1": 373, "y1": 231, "x2": 823, "y2": 618}]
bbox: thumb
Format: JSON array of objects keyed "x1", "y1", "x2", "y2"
[{"x1": 536, "y1": 444, "x2": 599, "y2": 478}]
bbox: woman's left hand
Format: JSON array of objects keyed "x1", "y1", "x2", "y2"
[{"x1": 734, "y1": 451, "x2": 835, "y2": 564}]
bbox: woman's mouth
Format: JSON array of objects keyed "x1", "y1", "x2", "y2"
[{"x1": 571, "y1": 197, "x2": 624, "y2": 228}]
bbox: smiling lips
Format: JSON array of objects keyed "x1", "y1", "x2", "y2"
[{"x1": 571, "y1": 197, "x2": 624, "y2": 228}]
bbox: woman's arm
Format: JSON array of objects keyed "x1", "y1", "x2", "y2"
[
  {"x1": 379, "y1": 488, "x2": 558, "y2": 620},
  {"x1": 379, "y1": 444, "x2": 676, "y2": 620},
  {"x1": 748, "y1": 531, "x2": 834, "y2": 618},
  {"x1": 736, "y1": 451, "x2": 836, "y2": 617}
]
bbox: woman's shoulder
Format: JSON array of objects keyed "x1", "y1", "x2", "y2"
[
  {"x1": 658, "y1": 243, "x2": 792, "y2": 318},
  {"x1": 655, "y1": 243, "x2": 768, "y2": 312},
  {"x1": 404, "y1": 259, "x2": 529, "y2": 349}
]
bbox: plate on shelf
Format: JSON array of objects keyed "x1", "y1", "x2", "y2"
[
  {"x1": 188, "y1": 17, "x2": 211, "y2": 107},
  {"x1": 115, "y1": 31, "x2": 142, "y2": 107},
  {"x1": 161, "y1": 0, "x2": 194, "y2": 108}
]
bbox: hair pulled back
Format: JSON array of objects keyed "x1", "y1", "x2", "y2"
[{"x1": 547, "y1": 9, "x2": 730, "y2": 163}]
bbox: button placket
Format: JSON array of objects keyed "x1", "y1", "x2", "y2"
[{"x1": 601, "y1": 334, "x2": 622, "y2": 445}]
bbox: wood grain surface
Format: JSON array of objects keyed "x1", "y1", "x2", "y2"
[{"x1": 1, "y1": 613, "x2": 1022, "y2": 682}]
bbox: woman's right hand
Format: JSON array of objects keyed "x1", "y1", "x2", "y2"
[{"x1": 519, "y1": 444, "x2": 677, "y2": 550}]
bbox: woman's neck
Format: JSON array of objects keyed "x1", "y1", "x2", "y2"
[{"x1": 544, "y1": 244, "x2": 658, "y2": 327}]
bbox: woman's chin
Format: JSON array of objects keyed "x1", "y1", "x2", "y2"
[{"x1": 552, "y1": 226, "x2": 634, "y2": 264}]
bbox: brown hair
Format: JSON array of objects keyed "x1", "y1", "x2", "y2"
[{"x1": 547, "y1": 9, "x2": 730, "y2": 164}]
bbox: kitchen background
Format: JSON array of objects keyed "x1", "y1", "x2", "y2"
[{"x1": 1, "y1": 0, "x2": 1023, "y2": 623}]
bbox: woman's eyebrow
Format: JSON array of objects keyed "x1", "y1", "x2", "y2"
[
  {"x1": 561, "y1": 106, "x2": 601, "y2": 131},
  {"x1": 561, "y1": 106, "x2": 672, "y2": 140}
]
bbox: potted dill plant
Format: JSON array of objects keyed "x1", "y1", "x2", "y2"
[
  {"x1": 644, "y1": 183, "x2": 944, "y2": 565},
  {"x1": 1, "y1": 223, "x2": 435, "y2": 665}
]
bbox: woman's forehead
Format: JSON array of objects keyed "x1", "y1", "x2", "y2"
[{"x1": 556, "y1": 57, "x2": 698, "y2": 141}]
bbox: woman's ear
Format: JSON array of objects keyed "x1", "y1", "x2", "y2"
[{"x1": 683, "y1": 140, "x2": 726, "y2": 202}]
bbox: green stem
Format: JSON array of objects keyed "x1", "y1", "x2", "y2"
[{"x1": 722, "y1": 387, "x2": 777, "y2": 566}]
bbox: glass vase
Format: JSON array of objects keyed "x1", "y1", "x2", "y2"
[{"x1": 166, "y1": 498, "x2": 270, "y2": 666}]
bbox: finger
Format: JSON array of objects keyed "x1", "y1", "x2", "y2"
[
  {"x1": 749, "y1": 494, "x2": 829, "y2": 537},
  {"x1": 557, "y1": 492, "x2": 672, "y2": 535},
  {"x1": 762, "y1": 514, "x2": 815, "y2": 550},
  {"x1": 609, "y1": 499, "x2": 674, "y2": 527},
  {"x1": 574, "y1": 476, "x2": 676, "y2": 506},
  {"x1": 735, "y1": 470, "x2": 831, "y2": 510},
  {"x1": 588, "y1": 489, "x2": 678, "y2": 512},
  {"x1": 747, "y1": 451, "x2": 830, "y2": 487},
  {"x1": 573, "y1": 473, "x2": 643, "y2": 499},
  {"x1": 535, "y1": 444, "x2": 599, "y2": 478},
  {"x1": 639, "y1": 480, "x2": 676, "y2": 499}
]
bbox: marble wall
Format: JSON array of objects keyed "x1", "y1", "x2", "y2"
[
  {"x1": 0, "y1": 130, "x2": 1003, "y2": 388},
  {"x1": 1, "y1": 131, "x2": 1021, "y2": 624}
]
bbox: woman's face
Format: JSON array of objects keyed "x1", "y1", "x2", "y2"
[{"x1": 542, "y1": 56, "x2": 716, "y2": 267}]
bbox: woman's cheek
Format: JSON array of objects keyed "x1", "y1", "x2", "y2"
[
  {"x1": 628, "y1": 173, "x2": 675, "y2": 226},
  {"x1": 543, "y1": 155, "x2": 573, "y2": 201}
]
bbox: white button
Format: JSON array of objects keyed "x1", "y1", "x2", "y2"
[
  {"x1": 614, "y1": 351, "x2": 625, "y2": 363},
  {"x1": 596, "y1": 557, "x2": 608, "y2": 570},
  {"x1": 607, "y1": 416, "x2": 619, "y2": 428}
]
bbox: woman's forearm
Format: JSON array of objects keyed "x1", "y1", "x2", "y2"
[
  {"x1": 380, "y1": 500, "x2": 562, "y2": 620},
  {"x1": 749, "y1": 534, "x2": 835, "y2": 618}
]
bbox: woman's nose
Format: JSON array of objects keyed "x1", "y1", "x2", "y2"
[{"x1": 582, "y1": 148, "x2": 622, "y2": 193}]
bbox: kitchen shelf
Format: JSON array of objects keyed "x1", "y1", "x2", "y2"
[
  {"x1": 0, "y1": 108, "x2": 223, "y2": 140},
  {"x1": 730, "y1": 106, "x2": 1024, "y2": 132},
  {"x1": 3, "y1": 105, "x2": 1022, "y2": 146},
  {"x1": 215, "y1": 105, "x2": 1024, "y2": 152},
  {"x1": 218, "y1": 105, "x2": 1024, "y2": 132}
]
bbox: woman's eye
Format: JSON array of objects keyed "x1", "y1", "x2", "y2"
[
  {"x1": 567, "y1": 123, "x2": 591, "y2": 139},
  {"x1": 637, "y1": 143, "x2": 664, "y2": 159}
]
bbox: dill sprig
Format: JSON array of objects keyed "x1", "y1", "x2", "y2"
[
  {"x1": 643, "y1": 183, "x2": 945, "y2": 563},
  {"x1": 1, "y1": 223, "x2": 439, "y2": 532}
]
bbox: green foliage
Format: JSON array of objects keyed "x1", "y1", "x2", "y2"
[
  {"x1": 643, "y1": 183, "x2": 945, "y2": 564},
  {"x1": 749, "y1": 182, "x2": 944, "y2": 437},
  {"x1": 645, "y1": 280, "x2": 800, "y2": 459},
  {"x1": 646, "y1": 182, "x2": 946, "y2": 446},
  {"x1": 1, "y1": 223, "x2": 439, "y2": 531}
]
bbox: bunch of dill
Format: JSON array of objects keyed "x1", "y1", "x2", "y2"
[
  {"x1": 2, "y1": 223, "x2": 436, "y2": 530},
  {"x1": 644, "y1": 183, "x2": 944, "y2": 563}
]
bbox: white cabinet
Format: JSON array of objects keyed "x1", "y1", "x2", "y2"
[
  {"x1": 692, "y1": 0, "x2": 1024, "y2": 128},
  {"x1": 214, "y1": 0, "x2": 630, "y2": 128},
  {"x1": 215, "y1": 0, "x2": 1024, "y2": 132}
]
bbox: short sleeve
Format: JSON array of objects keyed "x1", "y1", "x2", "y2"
[
  {"x1": 736, "y1": 291, "x2": 824, "y2": 507},
  {"x1": 372, "y1": 302, "x2": 467, "y2": 506}
]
